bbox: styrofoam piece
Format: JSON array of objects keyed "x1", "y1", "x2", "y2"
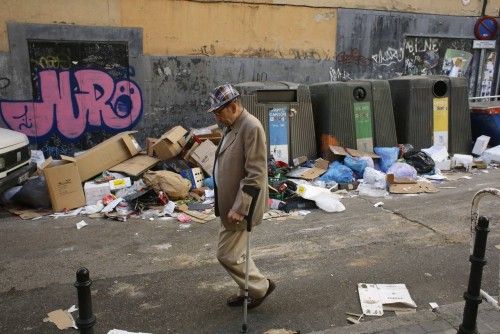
[{"x1": 472, "y1": 135, "x2": 490, "y2": 156}]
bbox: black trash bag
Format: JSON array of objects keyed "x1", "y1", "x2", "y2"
[
  {"x1": 403, "y1": 150, "x2": 435, "y2": 174},
  {"x1": 12, "y1": 176, "x2": 51, "y2": 208}
]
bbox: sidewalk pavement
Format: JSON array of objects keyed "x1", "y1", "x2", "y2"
[{"x1": 311, "y1": 299, "x2": 500, "y2": 334}]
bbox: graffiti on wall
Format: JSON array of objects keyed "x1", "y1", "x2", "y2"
[
  {"x1": 0, "y1": 77, "x2": 10, "y2": 90},
  {"x1": 0, "y1": 69, "x2": 142, "y2": 140},
  {"x1": 371, "y1": 47, "x2": 404, "y2": 67},
  {"x1": 329, "y1": 66, "x2": 352, "y2": 82},
  {"x1": 403, "y1": 36, "x2": 473, "y2": 76}
]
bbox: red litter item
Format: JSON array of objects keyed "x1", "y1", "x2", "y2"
[
  {"x1": 275, "y1": 161, "x2": 289, "y2": 168},
  {"x1": 158, "y1": 191, "x2": 169, "y2": 205},
  {"x1": 102, "y1": 194, "x2": 116, "y2": 205},
  {"x1": 177, "y1": 213, "x2": 192, "y2": 223}
]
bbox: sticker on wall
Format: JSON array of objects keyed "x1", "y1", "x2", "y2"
[
  {"x1": 268, "y1": 107, "x2": 289, "y2": 164},
  {"x1": 353, "y1": 102, "x2": 374, "y2": 152},
  {"x1": 433, "y1": 97, "x2": 449, "y2": 148}
]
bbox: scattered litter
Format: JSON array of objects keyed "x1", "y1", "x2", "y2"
[
  {"x1": 67, "y1": 305, "x2": 78, "y2": 313},
  {"x1": 471, "y1": 135, "x2": 489, "y2": 156},
  {"x1": 458, "y1": 176, "x2": 472, "y2": 180},
  {"x1": 429, "y1": 302, "x2": 439, "y2": 310},
  {"x1": 101, "y1": 197, "x2": 123, "y2": 213},
  {"x1": 424, "y1": 273, "x2": 432, "y2": 277},
  {"x1": 439, "y1": 186, "x2": 457, "y2": 189},
  {"x1": 480, "y1": 289, "x2": 500, "y2": 311},
  {"x1": 177, "y1": 213, "x2": 192, "y2": 223},
  {"x1": 297, "y1": 210, "x2": 311, "y2": 216},
  {"x1": 346, "y1": 311, "x2": 364, "y2": 324},
  {"x1": 358, "y1": 283, "x2": 417, "y2": 316},
  {"x1": 44, "y1": 309, "x2": 77, "y2": 330},
  {"x1": 76, "y1": 220, "x2": 88, "y2": 230},
  {"x1": 162, "y1": 201, "x2": 176, "y2": 215},
  {"x1": 51, "y1": 207, "x2": 83, "y2": 218},
  {"x1": 373, "y1": 202, "x2": 384, "y2": 207},
  {"x1": 178, "y1": 223, "x2": 191, "y2": 230},
  {"x1": 481, "y1": 170, "x2": 489, "y2": 173}
]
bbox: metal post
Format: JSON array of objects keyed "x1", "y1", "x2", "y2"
[
  {"x1": 74, "y1": 267, "x2": 96, "y2": 334},
  {"x1": 458, "y1": 216, "x2": 490, "y2": 334}
]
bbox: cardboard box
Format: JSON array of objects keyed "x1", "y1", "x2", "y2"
[
  {"x1": 146, "y1": 138, "x2": 159, "y2": 157},
  {"x1": 43, "y1": 158, "x2": 86, "y2": 212},
  {"x1": 386, "y1": 174, "x2": 438, "y2": 194},
  {"x1": 330, "y1": 146, "x2": 379, "y2": 159},
  {"x1": 180, "y1": 167, "x2": 204, "y2": 189},
  {"x1": 84, "y1": 181, "x2": 111, "y2": 206},
  {"x1": 286, "y1": 158, "x2": 329, "y2": 180},
  {"x1": 73, "y1": 131, "x2": 141, "y2": 182},
  {"x1": 153, "y1": 126, "x2": 188, "y2": 160},
  {"x1": 110, "y1": 155, "x2": 160, "y2": 177},
  {"x1": 190, "y1": 140, "x2": 217, "y2": 176}
]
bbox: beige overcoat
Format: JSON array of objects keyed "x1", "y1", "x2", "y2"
[{"x1": 213, "y1": 109, "x2": 269, "y2": 231}]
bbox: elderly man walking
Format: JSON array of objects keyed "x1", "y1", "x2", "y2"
[{"x1": 207, "y1": 84, "x2": 275, "y2": 309}]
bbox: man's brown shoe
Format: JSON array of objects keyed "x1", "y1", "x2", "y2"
[
  {"x1": 248, "y1": 279, "x2": 275, "y2": 309},
  {"x1": 226, "y1": 294, "x2": 245, "y2": 307}
]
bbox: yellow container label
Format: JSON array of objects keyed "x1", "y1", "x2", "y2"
[{"x1": 433, "y1": 97, "x2": 448, "y2": 132}]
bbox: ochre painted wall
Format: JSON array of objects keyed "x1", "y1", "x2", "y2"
[
  {"x1": 0, "y1": 0, "x2": 497, "y2": 58},
  {"x1": 120, "y1": 0, "x2": 336, "y2": 59}
]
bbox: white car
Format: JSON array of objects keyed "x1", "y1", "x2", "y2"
[{"x1": 0, "y1": 128, "x2": 35, "y2": 193}]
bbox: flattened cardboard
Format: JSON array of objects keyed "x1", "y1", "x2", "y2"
[
  {"x1": 190, "y1": 140, "x2": 217, "y2": 176},
  {"x1": 386, "y1": 174, "x2": 438, "y2": 194},
  {"x1": 330, "y1": 146, "x2": 379, "y2": 158},
  {"x1": 153, "y1": 126, "x2": 188, "y2": 160},
  {"x1": 110, "y1": 155, "x2": 160, "y2": 177},
  {"x1": 45, "y1": 309, "x2": 76, "y2": 330},
  {"x1": 43, "y1": 159, "x2": 86, "y2": 212},
  {"x1": 146, "y1": 138, "x2": 159, "y2": 157},
  {"x1": 73, "y1": 131, "x2": 141, "y2": 181},
  {"x1": 287, "y1": 158, "x2": 329, "y2": 180}
]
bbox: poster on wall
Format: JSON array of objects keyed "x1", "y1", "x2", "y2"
[
  {"x1": 441, "y1": 49, "x2": 473, "y2": 77},
  {"x1": 480, "y1": 51, "x2": 496, "y2": 96}
]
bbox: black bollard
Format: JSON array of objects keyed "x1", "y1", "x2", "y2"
[
  {"x1": 458, "y1": 216, "x2": 490, "y2": 334},
  {"x1": 74, "y1": 267, "x2": 96, "y2": 334}
]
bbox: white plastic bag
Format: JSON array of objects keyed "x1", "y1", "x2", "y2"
[
  {"x1": 422, "y1": 145, "x2": 449, "y2": 163},
  {"x1": 357, "y1": 183, "x2": 389, "y2": 198},
  {"x1": 363, "y1": 167, "x2": 387, "y2": 189},
  {"x1": 311, "y1": 193, "x2": 345, "y2": 212}
]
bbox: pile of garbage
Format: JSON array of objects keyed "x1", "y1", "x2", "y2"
[
  {"x1": 1, "y1": 126, "x2": 499, "y2": 221},
  {"x1": 266, "y1": 135, "x2": 498, "y2": 212},
  {"x1": 1, "y1": 125, "x2": 222, "y2": 223}
]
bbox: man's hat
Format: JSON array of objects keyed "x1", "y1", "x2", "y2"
[{"x1": 207, "y1": 84, "x2": 240, "y2": 113}]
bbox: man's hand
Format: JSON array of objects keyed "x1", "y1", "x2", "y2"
[{"x1": 228, "y1": 209, "x2": 244, "y2": 224}]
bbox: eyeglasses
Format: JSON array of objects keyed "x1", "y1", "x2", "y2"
[{"x1": 213, "y1": 106, "x2": 226, "y2": 115}]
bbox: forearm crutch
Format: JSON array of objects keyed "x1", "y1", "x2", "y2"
[{"x1": 241, "y1": 185, "x2": 261, "y2": 334}]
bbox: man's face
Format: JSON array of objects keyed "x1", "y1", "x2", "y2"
[{"x1": 213, "y1": 102, "x2": 236, "y2": 126}]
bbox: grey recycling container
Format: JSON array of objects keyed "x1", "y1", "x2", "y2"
[
  {"x1": 388, "y1": 75, "x2": 471, "y2": 153},
  {"x1": 309, "y1": 80, "x2": 397, "y2": 157},
  {"x1": 234, "y1": 81, "x2": 316, "y2": 164}
]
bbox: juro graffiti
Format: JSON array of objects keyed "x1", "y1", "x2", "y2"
[{"x1": 0, "y1": 69, "x2": 142, "y2": 140}]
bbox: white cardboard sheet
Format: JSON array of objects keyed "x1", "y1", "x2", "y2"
[{"x1": 358, "y1": 283, "x2": 417, "y2": 316}]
